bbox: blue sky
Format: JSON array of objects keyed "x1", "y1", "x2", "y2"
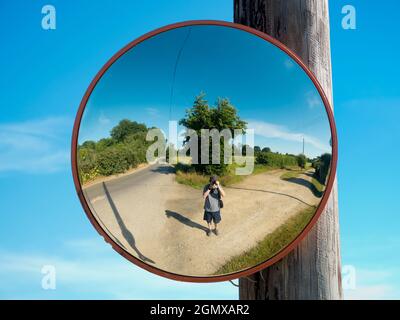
[
  {"x1": 0, "y1": 0, "x2": 399, "y2": 299},
  {"x1": 79, "y1": 24, "x2": 331, "y2": 159}
]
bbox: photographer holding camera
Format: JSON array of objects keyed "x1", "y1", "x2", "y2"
[{"x1": 203, "y1": 176, "x2": 225, "y2": 236}]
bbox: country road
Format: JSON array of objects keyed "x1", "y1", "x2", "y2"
[{"x1": 83, "y1": 163, "x2": 320, "y2": 276}]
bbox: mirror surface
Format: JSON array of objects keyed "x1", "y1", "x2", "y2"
[{"x1": 76, "y1": 25, "x2": 334, "y2": 277}]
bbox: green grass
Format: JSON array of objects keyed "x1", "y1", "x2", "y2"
[
  {"x1": 280, "y1": 169, "x2": 325, "y2": 198},
  {"x1": 311, "y1": 177, "x2": 324, "y2": 194},
  {"x1": 252, "y1": 164, "x2": 278, "y2": 175},
  {"x1": 175, "y1": 170, "x2": 209, "y2": 189},
  {"x1": 280, "y1": 169, "x2": 306, "y2": 180},
  {"x1": 175, "y1": 163, "x2": 279, "y2": 189},
  {"x1": 175, "y1": 167, "x2": 244, "y2": 189},
  {"x1": 215, "y1": 206, "x2": 316, "y2": 275}
]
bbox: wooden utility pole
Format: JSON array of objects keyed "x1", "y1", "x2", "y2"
[{"x1": 234, "y1": 0, "x2": 342, "y2": 300}]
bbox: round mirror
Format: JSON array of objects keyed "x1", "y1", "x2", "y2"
[{"x1": 72, "y1": 21, "x2": 337, "y2": 281}]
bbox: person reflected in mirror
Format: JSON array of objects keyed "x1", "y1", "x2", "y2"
[{"x1": 203, "y1": 176, "x2": 225, "y2": 236}]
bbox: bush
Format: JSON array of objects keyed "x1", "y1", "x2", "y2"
[
  {"x1": 96, "y1": 138, "x2": 114, "y2": 151},
  {"x1": 97, "y1": 145, "x2": 130, "y2": 176},
  {"x1": 81, "y1": 140, "x2": 96, "y2": 150},
  {"x1": 313, "y1": 153, "x2": 331, "y2": 185},
  {"x1": 124, "y1": 132, "x2": 149, "y2": 163},
  {"x1": 297, "y1": 154, "x2": 307, "y2": 169},
  {"x1": 77, "y1": 120, "x2": 165, "y2": 183},
  {"x1": 77, "y1": 147, "x2": 99, "y2": 182}
]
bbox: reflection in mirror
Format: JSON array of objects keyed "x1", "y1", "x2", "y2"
[{"x1": 76, "y1": 25, "x2": 333, "y2": 277}]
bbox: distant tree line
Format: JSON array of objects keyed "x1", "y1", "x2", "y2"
[
  {"x1": 77, "y1": 119, "x2": 164, "y2": 183},
  {"x1": 255, "y1": 146, "x2": 330, "y2": 184},
  {"x1": 255, "y1": 148, "x2": 301, "y2": 168}
]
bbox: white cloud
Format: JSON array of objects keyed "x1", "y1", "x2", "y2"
[
  {"x1": 339, "y1": 97, "x2": 400, "y2": 109},
  {"x1": 248, "y1": 120, "x2": 330, "y2": 153},
  {"x1": 145, "y1": 107, "x2": 160, "y2": 118},
  {"x1": 306, "y1": 91, "x2": 322, "y2": 109},
  {"x1": 343, "y1": 267, "x2": 400, "y2": 300},
  {"x1": 284, "y1": 58, "x2": 295, "y2": 70},
  {"x1": 0, "y1": 116, "x2": 71, "y2": 173},
  {"x1": 345, "y1": 285, "x2": 395, "y2": 300},
  {"x1": 0, "y1": 238, "x2": 237, "y2": 299},
  {"x1": 98, "y1": 112, "x2": 110, "y2": 125},
  {"x1": 2, "y1": 239, "x2": 400, "y2": 300}
]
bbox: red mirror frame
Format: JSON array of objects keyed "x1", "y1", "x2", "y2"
[{"x1": 71, "y1": 20, "x2": 338, "y2": 283}]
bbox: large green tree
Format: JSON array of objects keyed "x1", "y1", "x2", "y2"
[
  {"x1": 110, "y1": 119, "x2": 147, "y2": 142},
  {"x1": 179, "y1": 93, "x2": 247, "y2": 175}
]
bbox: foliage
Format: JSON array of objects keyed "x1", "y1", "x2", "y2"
[
  {"x1": 77, "y1": 147, "x2": 99, "y2": 182},
  {"x1": 110, "y1": 119, "x2": 147, "y2": 143},
  {"x1": 96, "y1": 145, "x2": 130, "y2": 176},
  {"x1": 81, "y1": 140, "x2": 96, "y2": 150},
  {"x1": 175, "y1": 164, "x2": 242, "y2": 189},
  {"x1": 312, "y1": 153, "x2": 332, "y2": 185},
  {"x1": 297, "y1": 154, "x2": 307, "y2": 169},
  {"x1": 179, "y1": 93, "x2": 247, "y2": 176},
  {"x1": 175, "y1": 163, "x2": 275, "y2": 190},
  {"x1": 77, "y1": 119, "x2": 164, "y2": 184},
  {"x1": 96, "y1": 138, "x2": 114, "y2": 151},
  {"x1": 255, "y1": 151, "x2": 297, "y2": 168},
  {"x1": 175, "y1": 170, "x2": 209, "y2": 190}
]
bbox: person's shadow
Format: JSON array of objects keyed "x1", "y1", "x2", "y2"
[
  {"x1": 165, "y1": 210, "x2": 209, "y2": 234},
  {"x1": 102, "y1": 182, "x2": 155, "y2": 264}
]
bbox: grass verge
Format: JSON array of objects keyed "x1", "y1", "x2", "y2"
[
  {"x1": 279, "y1": 169, "x2": 306, "y2": 180},
  {"x1": 280, "y1": 170, "x2": 325, "y2": 198},
  {"x1": 215, "y1": 206, "x2": 316, "y2": 275},
  {"x1": 175, "y1": 164, "x2": 280, "y2": 189},
  {"x1": 311, "y1": 177, "x2": 324, "y2": 194}
]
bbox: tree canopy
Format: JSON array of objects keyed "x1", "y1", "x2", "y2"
[
  {"x1": 110, "y1": 119, "x2": 147, "y2": 142},
  {"x1": 179, "y1": 93, "x2": 247, "y2": 136},
  {"x1": 179, "y1": 93, "x2": 247, "y2": 175}
]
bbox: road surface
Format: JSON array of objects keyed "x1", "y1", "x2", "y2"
[{"x1": 83, "y1": 163, "x2": 320, "y2": 276}]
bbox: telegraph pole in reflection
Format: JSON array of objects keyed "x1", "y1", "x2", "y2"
[{"x1": 234, "y1": 0, "x2": 342, "y2": 300}]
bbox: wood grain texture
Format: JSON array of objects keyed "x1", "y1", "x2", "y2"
[{"x1": 234, "y1": 0, "x2": 342, "y2": 300}]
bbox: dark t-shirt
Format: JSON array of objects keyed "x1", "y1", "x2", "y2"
[{"x1": 203, "y1": 184, "x2": 220, "y2": 212}]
